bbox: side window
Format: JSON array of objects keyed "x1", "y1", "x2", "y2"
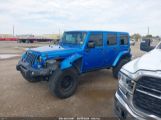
[
  {"x1": 89, "y1": 33, "x2": 103, "y2": 47},
  {"x1": 107, "y1": 34, "x2": 117, "y2": 45},
  {"x1": 120, "y1": 35, "x2": 129, "y2": 45}
]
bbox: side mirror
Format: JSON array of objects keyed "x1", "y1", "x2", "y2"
[
  {"x1": 87, "y1": 41, "x2": 95, "y2": 48},
  {"x1": 140, "y1": 39, "x2": 155, "y2": 52}
]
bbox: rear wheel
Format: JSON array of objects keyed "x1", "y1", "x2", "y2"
[
  {"x1": 112, "y1": 58, "x2": 130, "y2": 79},
  {"x1": 49, "y1": 68, "x2": 79, "y2": 99}
]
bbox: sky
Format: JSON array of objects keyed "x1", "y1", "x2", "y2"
[{"x1": 0, "y1": 0, "x2": 161, "y2": 36}]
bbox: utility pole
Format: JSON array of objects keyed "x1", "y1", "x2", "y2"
[
  {"x1": 148, "y1": 26, "x2": 149, "y2": 35},
  {"x1": 13, "y1": 25, "x2": 15, "y2": 37},
  {"x1": 59, "y1": 28, "x2": 60, "y2": 37}
]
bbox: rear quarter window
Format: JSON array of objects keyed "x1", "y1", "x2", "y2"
[{"x1": 120, "y1": 35, "x2": 129, "y2": 45}]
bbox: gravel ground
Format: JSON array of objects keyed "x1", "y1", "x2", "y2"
[{"x1": 0, "y1": 41, "x2": 145, "y2": 118}]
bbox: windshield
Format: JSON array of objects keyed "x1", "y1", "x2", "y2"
[{"x1": 61, "y1": 32, "x2": 87, "y2": 45}]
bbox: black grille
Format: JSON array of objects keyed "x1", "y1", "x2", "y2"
[
  {"x1": 24, "y1": 52, "x2": 37, "y2": 65},
  {"x1": 133, "y1": 76, "x2": 161, "y2": 117}
]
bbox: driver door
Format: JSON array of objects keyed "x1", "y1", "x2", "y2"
[{"x1": 83, "y1": 32, "x2": 105, "y2": 72}]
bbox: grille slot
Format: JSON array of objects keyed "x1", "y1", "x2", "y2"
[
  {"x1": 133, "y1": 76, "x2": 161, "y2": 117},
  {"x1": 24, "y1": 52, "x2": 37, "y2": 65}
]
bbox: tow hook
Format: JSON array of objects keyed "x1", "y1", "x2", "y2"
[
  {"x1": 16, "y1": 65, "x2": 20, "y2": 71},
  {"x1": 117, "y1": 106, "x2": 127, "y2": 120}
]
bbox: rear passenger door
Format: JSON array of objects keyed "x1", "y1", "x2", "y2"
[{"x1": 104, "y1": 33, "x2": 119, "y2": 66}]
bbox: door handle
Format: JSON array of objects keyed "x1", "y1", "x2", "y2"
[
  {"x1": 85, "y1": 49, "x2": 90, "y2": 52},
  {"x1": 113, "y1": 47, "x2": 118, "y2": 50}
]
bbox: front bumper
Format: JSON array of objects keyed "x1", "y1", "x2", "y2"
[
  {"x1": 114, "y1": 88, "x2": 160, "y2": 120},
  {"x1": 114, "y1": 91, "x2": 145, "y2": 120},
  {"x1": 16, "y1": 61, "x2": 52, "y2": 78}
]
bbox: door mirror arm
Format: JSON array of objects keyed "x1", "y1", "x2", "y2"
[{"x1": 87, "y1": 41, "x2": 95, "y2": 48}]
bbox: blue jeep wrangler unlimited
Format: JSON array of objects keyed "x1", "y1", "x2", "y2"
[{"x1": 16, "y1": 31, "x2": 131, "y2": 98}]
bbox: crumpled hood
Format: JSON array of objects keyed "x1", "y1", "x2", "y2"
[
  {"x1": 30, "y1": 45, "x2": 82, "y2": 59},
  {"x1": 31, "y1": 45, "x2": 65, "y2": 52},
  {"x1": 122, "y1": 49, "x2": 161, "y2": 73}
]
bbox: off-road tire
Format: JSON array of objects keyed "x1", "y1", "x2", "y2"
[
  {"x1": 49, "y1": 68, "x2": 79, "y2": 99},
  {"x1": 112, "y1": 59, "x2": 130, "y2": 79},
  {"x1": 21, "y1": 71, "x2": 41, "y2": 83}
]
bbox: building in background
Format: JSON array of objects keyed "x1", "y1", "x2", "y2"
[
  {"x1": 41, "y1": 34, "x2": 61, "y2": 44},
  {"x1": 41, "y1": 34, "x2": 61, "y2": 41},
  {"x1": 0, "y1": 33, "x2": 61, "y2": 43},
  {"x1": 0, "y1": 34, "x2": 14, "y2": 38}
]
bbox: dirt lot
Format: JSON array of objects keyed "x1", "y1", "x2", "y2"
[{"x1": 0, "y1": 41, "x2": 145, "y2": 118}]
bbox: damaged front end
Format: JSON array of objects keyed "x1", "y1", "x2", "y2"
[{"x1": 16, "y1": 51, "x2": 58, "y2": 81}]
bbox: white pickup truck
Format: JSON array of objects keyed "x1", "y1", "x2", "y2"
[{"x1": 114, "y1": 39, "x2": 161, "y2": 120}]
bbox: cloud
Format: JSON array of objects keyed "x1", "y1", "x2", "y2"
[{"x1": 0, "y1": 0, "x2": 161, "y2": 35}]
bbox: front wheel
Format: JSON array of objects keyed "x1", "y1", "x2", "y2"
[
  {"x1": 112, "y1": 59, "x2": 130, "y2": 79},
  {"x1": 49, "y1": 68, "x2": 79, "y2": 99}
]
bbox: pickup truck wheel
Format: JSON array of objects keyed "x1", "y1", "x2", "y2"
[
  {"x1": 21, "y1": 71, "x2": 41, "y2": 82},
  {"x1": 17, "y1": 40, "x2": 21, "y2": 43},
  {"x1": 112, "y1": 59, "x2": 129, "y2": 79},
  {"x1": 49, "y1": 68, "x2": 78, "y2": 99}
]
